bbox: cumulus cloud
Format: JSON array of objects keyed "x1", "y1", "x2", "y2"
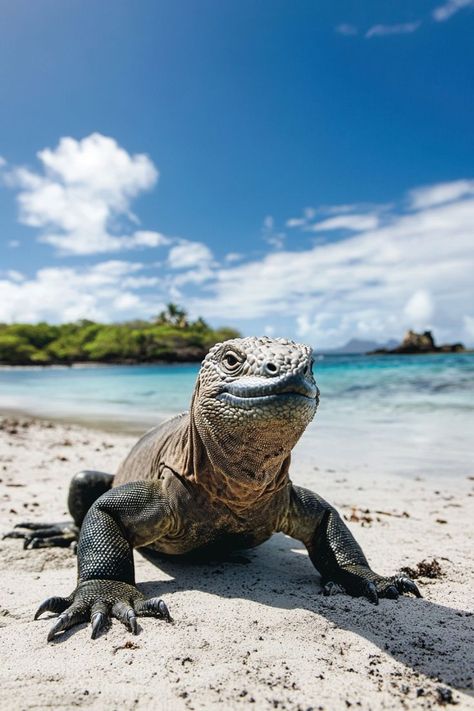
[
  {"x1": 311, "y1": 213, "x2": 379, "y2": 232},
  {"x1": 366, "y1": 22, "x2": 421, "y2": 38},
  {"x1": 189, "y1": 181, "x2": 474, "y2": 348},
  {"x1": 0, "y1": 261, "x2": 162, "y2": 323},
  {"x1": 2, "y1": 163, "x2": 473, "y2": 349},
  {"x1": 167, "y1": 240, "x2": 213, "y2": 270},
  {"x1": 408, "y1": 179, "x2": 474, "y2": 209},
  {"x1": 4, "y1": 134, "x2": 166, "y2": 255},
  {"x1": 433, "y1": 0, "x2": 474, "y2": 21},
  {"x1": 404, "y1": 290, "x2": 435, "y2": 329}
]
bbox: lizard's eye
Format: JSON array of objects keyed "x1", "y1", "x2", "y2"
[{"x1": 222, "y1": 351, "x2": 243, "y2": 373}]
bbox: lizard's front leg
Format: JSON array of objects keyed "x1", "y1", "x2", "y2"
[
  {"x1": 280, "y1": 485, "x2": 421, "y2": 604},
  {"x1": 36, "y1": 481, "x2": 173, "y2": 641}
]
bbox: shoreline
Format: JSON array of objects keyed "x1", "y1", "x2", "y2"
[
  {"x1": 1, "y1": 349, "x2": 473, "y2": 370},
  {"x1": 0, "y1": 414, "x2": 473, "y2": 710},
  {"x1": 0, "y1": 360, "x2": 203, "y2": 371},
  {"x1": 0, "y1": 405, "x2": 164, "y2": 436}
]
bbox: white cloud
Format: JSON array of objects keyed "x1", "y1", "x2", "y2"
[
  {"x1": 2, "y1": 169, "x2": 473, "y2": 348},
  {"x1": 404, "y1": 290, "x2": 434, "y2": 329},
  {"x1": 8, "y1": 270, "x2": 25, "y2": 282},
  {"x1": 433, "y1": 0, "x2": 474, "y2": 21},
  {"x1": 122, "y1": 231, "x2": 170, "y2": 249},
  {"x1": 366, "y1": 22, "x2": 421, "y2": 38},
  {"x1": 335, "y1": 24, "x2": 358, "y2": 36},
  {"x1": 464, "y1": 315, "x2": 474, "y2": 340},
  {"x1": 8, "y1": 240, "x2": 20, "y2": 248},
  {"x1": 265, "y1": 233, "x2": 285, "y2": 249},
  {"x1": 286, "y1": 217, "x2": 307, "y2": 229},
  {"x1": 409, "y1": 179, "x2": 474, "y2": 209},
  {"x1": 189, "y1": 181, "x2": 474, "y2": 348},
  {"x1": 167, "y1": 240, "x2": 213, "y2": 270},
  {"x1": 311, "y1": 213, "x2": 379, "y2": 232},
  {"x1": 286, "y1": 207, "x2": 317, "y2": 229},
  {"x1": 224, "y1": 252, "x2": 243, "y2": 263},
  {"x1": 0, "y1": 260, "x2": 161, "y2": 323},
  {"x1": 4, "y1": 133, "x2": 166, "y2": 255}
]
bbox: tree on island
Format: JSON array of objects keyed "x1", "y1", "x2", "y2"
[{"x1": 154, "y1": 303, "x2": 190, "y2": 329}]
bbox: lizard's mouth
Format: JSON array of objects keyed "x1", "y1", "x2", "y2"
[{"x1": 217, "y1": 373, "x2": 319, "y2": 409}]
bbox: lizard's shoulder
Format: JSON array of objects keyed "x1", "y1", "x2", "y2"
[{"x1": 114, "y1": 412, "x2": 190, "y2": 486}]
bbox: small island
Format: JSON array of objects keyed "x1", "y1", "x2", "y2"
[
  {"x1": 0, "y1": 304, "x2": 240, "y2": 366},
  {"x1": 369, "y1": 330, "x2": 466, "y2": 355}
]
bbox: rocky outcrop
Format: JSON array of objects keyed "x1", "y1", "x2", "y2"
[{"x1": 370, "y1": 330, "x2": 465, "y2": 355}]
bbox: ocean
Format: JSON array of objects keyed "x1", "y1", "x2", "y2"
[{"x1": 1, "y1": 352, "x2": 473, "y2": 479}]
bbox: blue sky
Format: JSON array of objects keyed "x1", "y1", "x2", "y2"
[{"x1": 0, "y1": 0, "x2": 473, "y2": 348}]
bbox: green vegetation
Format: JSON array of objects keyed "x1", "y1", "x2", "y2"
[{"x1": 0, "y1": 304, "x2": 240, "y2": 366}]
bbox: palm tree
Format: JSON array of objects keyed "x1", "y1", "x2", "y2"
[{"x1": 154, "y1": 303, "x2": 189, "y2": 328}]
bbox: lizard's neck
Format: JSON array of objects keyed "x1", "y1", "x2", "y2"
[{"x1": 183, "y1": 404, "x2": 292, "y2": 514}]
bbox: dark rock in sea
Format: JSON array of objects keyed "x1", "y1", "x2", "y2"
[{"x1": 369, "y1": 330, "x2": 466, "y2": 356}]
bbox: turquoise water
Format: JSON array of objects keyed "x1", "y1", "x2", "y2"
[{"x1": 1, "y1": 353, "x2": 473, "y2": 477}]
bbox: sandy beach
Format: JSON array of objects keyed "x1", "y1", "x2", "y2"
[{"x1": 1, "y1": 414, "x2": 473, "y2": 711}]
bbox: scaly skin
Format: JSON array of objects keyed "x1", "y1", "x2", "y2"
[{"x1": 5, "y1": 336, "x2": 420, "y2": 641}]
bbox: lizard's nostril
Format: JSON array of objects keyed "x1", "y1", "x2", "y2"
[{"x1": 264, "y1": 361, "x2": 278, "y2": 376}]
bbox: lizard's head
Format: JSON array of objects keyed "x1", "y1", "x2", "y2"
[{"x1": 192, "y1": 337, "x2": 319, "y2": 471}]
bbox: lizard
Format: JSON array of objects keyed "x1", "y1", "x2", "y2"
[{"x1": 5, "y1": 336, "x2": 421, "y2": 642}]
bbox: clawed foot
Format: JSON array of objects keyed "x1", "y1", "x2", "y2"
[
  {"x1": 3, "y1": 521, "x2": 78, "y2": 549},
  {"x1": 323, "y1": 571, "x2": 421, "y2": 604},
  {"x1": 35, "y1": 579, "x2": 172, "y2": 642}
]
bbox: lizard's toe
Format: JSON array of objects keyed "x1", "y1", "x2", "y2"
[
  {"x1": 382, "y1": 584, "x2": 399, "y2": 600},
  {"x1": 91, "y1": 611, "x2": 108, "y2": 639},
  {"x1": 374, "y1": 575, "x2": 422, "y2": 600},
  {"x1": 392, "y1": 575, "x2": 422, "y2": 598},
  {"x1": 36, "y1": 579, "x2": 172, "y2": 642},
  {"x1": 135, "y1": 597, "x2": 172, "y2": 622},
  {"x1": 90, "y1": 600, "x2": 110, "y2": 639},
  {"x1": 47, "y1": 605, "x2": 89, "y2": 642},
  {"x1": 4, "y1": 521, "x2": 78, "y2": 549},
  {"x1": 364, "y1": 581, "x2": 379, "y2": 605},
  {"x1": 34, "y1": 595, "x2": 72, "y2": 620},
  {"x1": 112, "y1": 601, "x2": 139, "y2": 635}
]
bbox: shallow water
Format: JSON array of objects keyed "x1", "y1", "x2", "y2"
[{"x1": 1, "y1": 353, "x2": 473, "y2": 478}]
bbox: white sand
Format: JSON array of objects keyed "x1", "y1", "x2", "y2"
[{"x1": 0, "y1": 415, "x2": 473, "y2": 710}]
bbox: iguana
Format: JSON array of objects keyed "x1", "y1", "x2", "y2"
[{"x1": 6, "y1": 337, "x2": 420, "y2": 642}]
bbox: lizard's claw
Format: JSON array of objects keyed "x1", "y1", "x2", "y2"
[
  {"x1": 365, "y1": 581, "x2": 379, "y2": 604},
  {"x1": 35, "y1": 579, "x2": 171, "y2": 642},
  {"x1": 34, "y1": 595, "x2": 72, "y2": 619},
  {"x1": 135, "y1": 597, "x2": 172, "y2": 622},
  {"x1": 362, "y1": 573, "x2": 422, "y2": 603},
  {"x1": 323, "y1": 567, "x2": 422, "y2": 604},
  {"x1": 391, "y1": 575, "x2": 422, "y2": 598}
]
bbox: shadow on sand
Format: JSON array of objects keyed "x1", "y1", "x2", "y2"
[{"x1": 138, "y1": 533, "x2": 474, "y2": 695}]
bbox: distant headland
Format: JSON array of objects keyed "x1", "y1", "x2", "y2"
[{"x1": 369, "y1": 330, "x2": 467, "y2": 355}]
